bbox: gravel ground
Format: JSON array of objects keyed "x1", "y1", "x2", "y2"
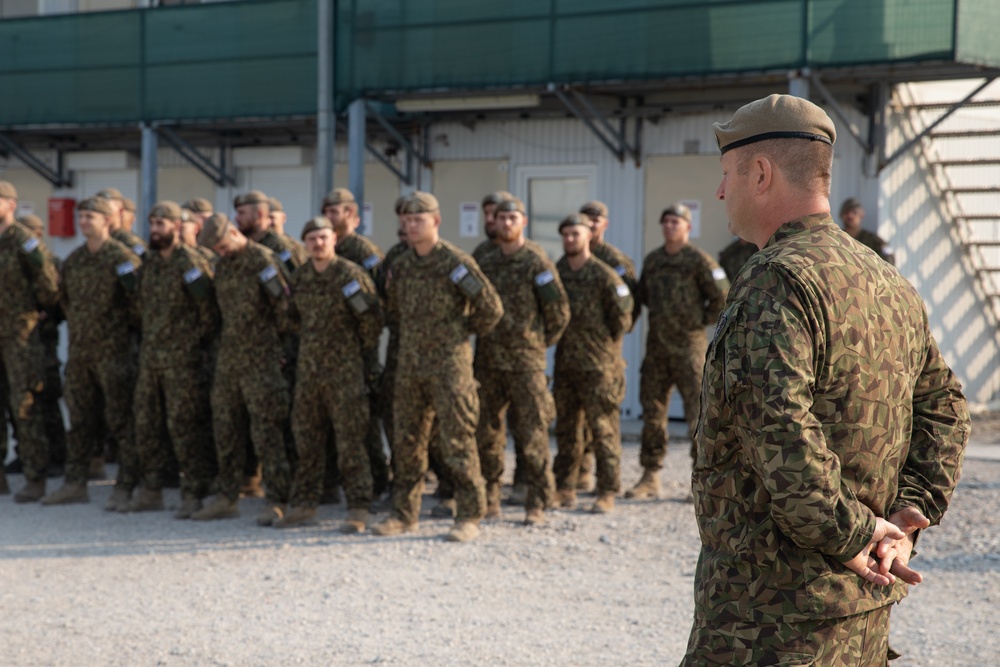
[{"x1": 1, "y1": 417, "x2": 998, "y2": 667}]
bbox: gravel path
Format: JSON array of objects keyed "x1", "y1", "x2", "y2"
[{"x1": 2, "y1": 421, "x2": 998, "y2": 666}]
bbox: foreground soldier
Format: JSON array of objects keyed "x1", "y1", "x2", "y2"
[
  {"x1": 193, "y1": 214, "x2": 292, "y2": 525},
  {"x1": 475, "y1": 198, "x2": 569, "y2": 524},
  {"x1": 0, "y1": 182, "x2": 60, "y2": 501},
  {"x1": 43, "y1": 198, "x2": 141, "y2": 508},
  {"x1": 682, "y1": 94, "x2": 968, "y2": 664},
  {"x1": 551, "y1": 214, "x2": 632, "y2": 513},
  {"x1": 277, "y1": 217, "x2": 382, "y2": 531},
  {"x1": 128, "y1": 202, "x2": 219, "y2": 516},
  {"x1": 375, "y1": 191, "x2": 503, "y2": 542},
  {"x1": 626, "y1": 203, "x2": 728, "y2": 501}
]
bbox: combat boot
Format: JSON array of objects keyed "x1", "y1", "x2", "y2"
[
  {"x1": 576, "y1": 469, "x2": 595, "y2": 492},
  {"x1": 429, "y1": 497, "x2": 456, "y2": 518},
  {"x1": 372, "y1": 517, "x2": 418, "y2": 536},
  {"x1": 484, "y1": 482, "x2": 502, "y2": 519},
  {"x1": 104, "y1": 486, "x2": 132, "y2": 512},
  {"x1": 506, "y1": 482, "x2": 527, "y2": 506},
  {"x1": 14, "y1": 479, "x2": 46, "y2": 504},
  {"x1": 446, "y1": 520, "x2": 480, "y2": 543},
  {"x1": 524, "y1": 507, "x2": 545, "y2": 526},
  {"x1": 340, "y1": 508, "x2": 369, "y2": 534},
  {"x1": 174, "y1": 495, "x2": 203, "y2": 520},
  {"x1": 590, "y1": 492, "x2": 616, "y2": 514},
  {"x1": 256, "y1": 502, "x2": 285, "y2": 526},
  {"x1": 87, "y1": 457, "x2": 106, "y2": 481},
  {"x1": 122, "y1": 487, "x2": 164, "y2": 513},
  {"x1": 624, "y1": 469, "x2": 661, "y2": 500},
  {"x1": 191, "y1": 496, "x2": 239, "y2": 520},
  {"x1": 0, "y1": 471, "x2": 9, "y2": 495},
  {"x1": 273, "y1": 505, "x2": 317, "y2": 528},
  {"x1": 41, "y1": 481, "x2": 88, "y2": 505},
  {"x1": 555, "y1": 489, "x2": 577, "y2": 510}
]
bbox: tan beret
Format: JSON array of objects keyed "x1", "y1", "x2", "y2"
[
  {"x1": 122, "y1": 198, "x2": 136, "y2": 213},
  {"x1": 182, "y1": 197, "x2": 213, "y2": 214},
  {"x1": 394, "y1": 195, "x2": 408, "y2": 216},
  {"x1": 301, "y1": 216, "x2": 335, "y2": 240},
  {"x1": 481, "y1": 190, "x2": 514, "y2": 209},
  {"x1": 579, "y1": 201, "x2": 608, "y2": 219},
  {"x1": 558, "y1": 213, "x2": 591, "y2": 233},
  {"x1": 268, "y1": 196, "x2": 283, "y2": 213},
  {"x1": 494, "y1": 197, "x2": 526, "y2": 216},
  {"x1": 96, "y1": 187, "x2": 124, "y2": 201},
  {"x1": 399, "y1": 191, "x2": 440, "y2": 215},
  {"x1": 77, "y1": 197, "x2": 114, "y2": 217},
  {"x1": 18, "y1": 214, "x2": 43, "y2": 233},
  {"x1": 840, "y1": 197, "x2": 863, "y2": 217},
  {"x1": 198, "y1": 212, "x2": 232, "y2": 247},
  {"x1": 149, "y1": 200, "x2": 183, "y2": 221},
  {"x1": 233, "y1": 190, "x2": 269, "y2": 208},
  {"x1": 660, "y1": 202, "x2": 692, "y2": 222},
  {"x1": 0, "y1": 180, "x2": 17, "y2": 199},
  {"x1": 322, "y1": 188, "x2": 356, "y2": 209},
  {"x1": 714, "y1": 94, "x2": 836, "y2": 155}
]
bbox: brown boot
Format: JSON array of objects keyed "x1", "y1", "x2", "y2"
[
  {"x1": 339, "y1": 508, "x2": 369, "y2": 534},
  {"x1": 174, "y1": 495, "x2": 203, "y2": 520},
  {"x1": 88, "y1": 457, "x2": 106, "y2": 481},
  {"x1": 191, "y1": 496, "x2": 240, "y2": 520},
  {"x1": 372, "y1": 517, "x2": 418, "y2": 536},
  {"x1": 256, "y1": 502, "x2": 285, "y2": 526},
  {"x1": 122, "y1": 487, "x2": 164, "y2": 513},
  {"x1": 624, "y1": 469, "x2": 661, "y2": 500},
  {"x1": 446, "y1": 520, "x2": 480, "y2": 543},
  {"x1": 555, "y1": 489, "x2": 577, "y2": 510},
  {"x1": 524, "y1": 507, "x2": 545, "y2": 526},
  {"x1": 14, "y1": 479, "x2": 47, "y2": 504},
  {"x1": 429, "y1": 497, "x2": 456, "y2": 518},
  {"x1": 41, "y1": 481, "x2": 88, "y2": 505},
  {"x1": 274, "y1": 505, "x2": 318, "y2": 528},
  {"x1": 0, "y1": 471, "x2": 9, "y2": 495},
  {"x1": 576, "y1": 469, "x2": 595, "y2": 492},
  {"x1": 590, "y1": 492, "x2": 616, "y2": 514},
  {"x1": 104, "y1": 486, "x2": 132, "y2": 512},
  {"x1": 484, "y1": 482, "x2": 502, "y2": 519}
]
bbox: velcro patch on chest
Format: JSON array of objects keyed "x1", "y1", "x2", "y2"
[{"x1": 534, "y1": 270, "x2": 554, "y2": 286}]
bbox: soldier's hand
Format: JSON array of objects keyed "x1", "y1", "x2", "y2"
[
  {"x1": 877, "y1": 507, "x2": 931, "y2": 586},
  {"x1": 844, "y1": 517, "x2": 906, "y2": 586}
]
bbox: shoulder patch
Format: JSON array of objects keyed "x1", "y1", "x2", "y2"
[
  {"x1": 342, "y1": 279, "x2": 362, "y2": 297},
  {"x1": 615, "y1": 283, "x2": 630, "y2": 298},
  {"x1": 450, "y1": 264, "x2": 470, "y2": 284},
  {"x1": 279, "y1": 249, "x2": 292, "y2": 262},
  {"x1": 133, "y1": 244, "x2": 146, "y2": 257},
  {"x1": 534, "y1": 270, "x2": 554, "y2": 286},
  {"x1": 183, "y1": 267, "x2": 203, "y2": 284},
  {"x1": 362, "y1": 254, "x2": 381, "y2": 270},
  {"x1": 22, "y1": 237, "x2": 40, "y2": 253},
  {"x1": 712, "y1": 267, "x2": 727, "y2": 281},
  {"x1": 614, "y1": 264, "x2": 627, "y2": 277},
  {"x1": 116, "y1": 261, "x2": 136, "y2": 276},
  {"x1": 258, "y1": 265, "x2": 278, "y2": 283}
]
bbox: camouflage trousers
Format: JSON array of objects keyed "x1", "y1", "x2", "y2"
[
  {"x1": 134, "y1": 362, "x2": 216, "y2": 499},
  {"x1": 680, "y1": 604, "x2": 896, "y2": 666},
  {"x1": 212, "y1": 354, "x2": 291, "y2": 504},
  {"x1": 476, "y1": 367, "x2": 555, "y2": 511},
  {"x1": 0, "y1": 332, "x2": 48, "y2": 482},
  {"x1": 363, "y1": 354, "x2": 390, "y2": 495},
  {"x1": 639, "y1": 339, "x2": 706, "y2": 469},
  {"x1": 552, "y1": 366, "x2": 625, "y2": 495},
  {"x1": 391, "y1": 367, "x2": 486, "y2": 525},
  {"x1": 38, "y1": 351, "x2": 66, "y2": 466},
  {"x1": 64, "y1": 353, "x2": 137, "y2": 488},
  {"x1": 290, "y1": 368, "x2": 372, "y2": 510}
]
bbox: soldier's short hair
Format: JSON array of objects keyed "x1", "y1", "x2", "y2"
[
  {"x1": 198, "y1": 213, "x2": 233, "y2": 247},
  {"x1": 481, "y1": 191, "x2": 513, "y2": 209}
]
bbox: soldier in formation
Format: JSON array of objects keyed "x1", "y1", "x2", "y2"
[{"x1": 839, "y1": 196, "x2": 895, "y2": 265}]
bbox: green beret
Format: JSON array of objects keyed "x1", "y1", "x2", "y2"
[
  {"x1": 182, "y1": 197, "x2": 213, "y2": 214},
  {"x1": 198, "y1": 212, "x2": 232, "y2": 247},
  {"x1": 95, "y1": 187, "x2": 124, "y2": 201},
  {"x1": 481, "y1": 190, "x2": 514, "y2": 209},
  {"x1": 322, "y1": 188, "x2": 356, "y2": 209},
  {"x1": 18, "y1": 214, "x2": 43, "y2": 234},
  {"x1": 494, "y1": 197, "x2": 526, "y2": 215},
  {"x1": 77, "y1": 197, "x2": 114, "y2": 217},
  {"x1": 558, "y1": 213, "x2": 591, "y2": 233},
  {"x1": 579, "y1": 200, "x2": 608, "y2": 218},
  {"x1": 149, "y1": 200, "x2": 183, "y2": 221},
  {"x1": 713, "y1": 94, "x2": 836, "y2": 155},
  {"x1": 660, "y1": 202, "x2": 691, "y2": 222},
  {"x1": 840, "y1": 197, "x2": 863, "y2": 217},
  {"x1": 394, "y1": 195, "x2": 408, "y2": 216},
  {"x1": 233, "y1": 190, "x2": 270, "y2": 208},
  {"x1": 399, "y1": 191, "x2": 440, "y2": 215},
  {"x1": 0, "y1": 180, "x2": 17, "y2": 199},
  {"x1": 301, "y1": 216, "x2": 334, "y2": 240}
]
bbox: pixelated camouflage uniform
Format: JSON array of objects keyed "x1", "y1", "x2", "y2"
[
  {"x1": 471, "y1": 239, "x2": 497, "y2": 264},
  {"x1": 386, "y1": 240, "x2": 503, "y2": 524},
  {"x1": 591, "y1": 239, "x2": 638, "y2": 302},
  {"x1": 635, "y1": 243, "x2": 728, "y2": 464},
  {"x1": 288, "y1": 258, "x2": 382, "y2": 510},
  {"x1": 36, "y1": 253, "x2": 67, "y2": 468},
  {"x1": 684, "y1": 214, "x2": 968, "y2": 664},
  {"x1": 61, "y1": 239, "x2": 141, "y2": 487},
  {"x1": 133, "y1": 245, "x2": 219, "y2": 498},
  {"x1": 0, "y1": 222, "x2": 60, "y2": 482},
  {"x1": 211, "y1": 241, "x2": 292, "y2": 504},
  {"x1": 551, "y1": 257, "x2": 632, "y2": 494},
  {"x1": 717, "y1": 238, "x2": 758, "y2": 283},
  {"x1": 112, "y1": 228, "x2": 148, "y2": 260},
  {"x1": 475, "y1": 241, "x2": 569, "y2": 511}
]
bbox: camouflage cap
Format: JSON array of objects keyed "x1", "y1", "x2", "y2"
[
  {"x1": 840, "y1": 197, "x2": 863, "y2": 216},
  {"x1": 198, "y1": 212, "x2": 232, "y2": 247},
  {"x1": 148, "y1": 200, "x2": 183, "y2": 221},
  {"x1": 481, "y1": 190, "x2": 514, "y2": 209},
  {"x1": 394, "y1": 194, "x2": 408, "y2": 216},
  {"x1": 182, "y1": 197, "x2": 213, "y2": 214},
  {"x1": 321, "y1": 188, "x2": 356, "y2": 209},
  {"x1": 494, "y1": 197, "x2": 526, "y2": 215},
  {"x1": 660, "y1": 202, "x2": 692, "y2": 222},
  {"x1": 713, "y1": 94, "x2": 836, "y2": 155},
  {"x1": 122, "y1": 198, "x2": 136, "y2": 213},
  {"x1": 399, "y1": 191, "x2": 440, "y2": 215},
  {"x1": 268, "y1": 196, "x2": 283, "y2": 213},
  {"x1": 0, "y1": 180, "x2": 17, "y2": 199},
  {"x1": 95, "y1": 187, "x2": 124, "y2": 201},
  {"x1": 579, "y1": 201, "x2": 608, "y2": 219},
  {"x1": 77, "y1": 197, "x2": 114, "y2": 217},
  {"x1": 558, "y1": 213, "x2": 591, "y2": 233},
  {"x1": 233, "y1": 190, "x2": 270, "y2": 208},
  {"x1": 301, "y1": 216, "x2": 335, "y2": 240},
  {"x1": 18, "y1": 213, "x2": 43, "y2": 233}
]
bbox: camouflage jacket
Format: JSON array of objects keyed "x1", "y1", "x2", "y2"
[
  {"x1": 257, "y1": 229, "x2": 307, "y2": 275},
  {"x1": 387, "y1": 239, "x2": 503, "y2": 378},
  {"x1": 476, "y1": 241, "x2": 570, "y2": 372},
  {"x1": 636, "y1": 243, "x2": 729, "y2": 354},
  {"x1": 591, "y1": 239, "x2": 637, "y2": 291},
  {"x1": 718, "y1": 238, "x2": 758, "y2": 282},
  {"x1": 380, "y1": 240, "x2": 409, "y2": 367},
  {"x1": 112, "y1": 228, "x2": 147, "y2": 261},
  {"x1": 0, "y1": 221, "x2": 59, "y2": 343},
  {"x1": 62, "y1": 238, "x2": 141, "y2": 362},
  {"x1": 337, "y1": 231, "x2": 384, "y2": 283},
  {"x1": 213, "y1": 241, "x2": 289, "y2": 364},
  {"x1": 554, "y1": 256, "x2": 632, "y2": 373},
  {"x1": 135, "y1": 245, "x2": 219, "y2": 369},
  {"x1": 693, "y1": 213, "x2": 968, "y2": 624},
  {"x1": 289, "y1": 258, "x2": 383, "y2": 379},
  {"x1": 472, "y1": 238, "x2": 498, "y2": 264},
  {"x1": 852, "y1": 228, "x2": 895, "y2": 266}
]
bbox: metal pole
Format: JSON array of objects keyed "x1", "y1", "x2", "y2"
[
  {"x1": 315, "y1": 0, "x2": 335, "y2": 210},
  {"x1": 348, "y1": 97, "x2": 366, "y2": 233},
  {"x1": 139, "y1": 123, "x2": 157, "y2": 242},
  {"x1": 788, "y1": 68, "x2": 810, "y2": 99}
]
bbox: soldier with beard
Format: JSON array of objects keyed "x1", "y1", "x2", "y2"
[{"x1": 471, "y1": 191, "x2": 514, "y2": 263}]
